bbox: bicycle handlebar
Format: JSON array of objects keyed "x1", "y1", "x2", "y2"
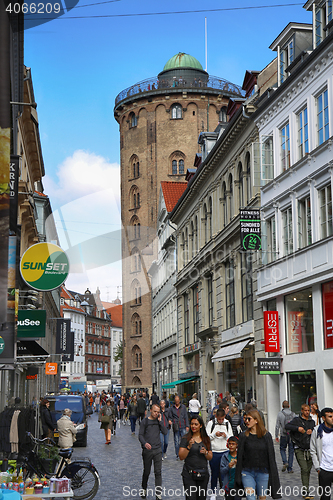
[{"x1": 26, "y1": 432, "x2": 57, "y2": 447}]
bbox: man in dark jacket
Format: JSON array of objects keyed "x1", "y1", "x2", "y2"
[
  {"x1": 40, "y1": 399, "x2": 55, "y2": 438},
  {"x1": 286, "y1": 403, "x2": 315, "y2": 499},
  {"x1": 139, "y1": 404, "x2": 167, "y2": 500},
  {"x1": 137, "y1": 393, "x2": 147, "y2": 423},
  {"x1": 169, "y1": 395, "x2": 189, "y2": 460}
]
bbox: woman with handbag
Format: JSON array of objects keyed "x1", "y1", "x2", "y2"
[
  {"x1": 98, "y1": 399, "x2": 114, "y2": 444},
  {"x1": 179, "y1": 416, "x2": 213, "y2": 499},
  {"x1": 235, "y1": 409, "x2": 281, "y2": 500}
]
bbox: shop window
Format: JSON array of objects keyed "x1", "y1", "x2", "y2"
[
  {"x1": 322, "y1": 281, "x2": 333, "y2": 349},
  {"x1": 289, "y1": 371, "x2": 317, "y2": 413},
  {"x1": 226, "y1": 358, "x2": 245, "y2": 402},
  {"x1": 285, "y1": 288, "x2": 314, "y2": 354}
]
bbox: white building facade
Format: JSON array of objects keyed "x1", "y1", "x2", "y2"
[{"x1": 255, "y1": 3, "x2": 333, "y2": 432}]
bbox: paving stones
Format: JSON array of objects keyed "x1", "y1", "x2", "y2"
[{"x1": 73, "y1": 415, "x2": 320, "y2": 500}]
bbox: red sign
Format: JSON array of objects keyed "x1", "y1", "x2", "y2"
[
  {"x1": 264, "y1": 311, "x2": 280, "y2": 352},
  {"x1": 323, "y1": 281, "x2": 333, "y2": 349},
  {"x1": 26, "y1": 374, "x2": 37, "y2": 380}
]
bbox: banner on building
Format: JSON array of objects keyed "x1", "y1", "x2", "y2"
[
  {"x1": 322, "y1": 281, "x2": 333, "y2": 349},
  {"x1": 17, "y1": 310, "x2": 46, "y2": 338},
  {"x1": 240, "y1": 209, "x2": 261, "y2": 251},
  {"x1": 56, "y1": 319, "x2": 74, "y2": 361},
  {"x1": 45, "y1": 363, "x2": 57, "y2": 375},
  {"x1": 9, "y1": 155, "x2": 19, "y2": 232},
  {"x1": 257, "y1": 358, "x2": 281, "y2": 375},
  {"x1": 263, "y1": 311, "x2": 279, "y2": 352}
]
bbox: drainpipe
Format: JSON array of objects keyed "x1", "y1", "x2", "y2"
[
  {"x1": 207, "y1": 96, "x2": 210, "y2": 131},
  {"x1": 242, "y1": 104, "x2": 251, "y2": 119}
]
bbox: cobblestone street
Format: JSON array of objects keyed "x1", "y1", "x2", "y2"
[{"x1": 72, "y1": 412, "x2": 320, "y2": 500}]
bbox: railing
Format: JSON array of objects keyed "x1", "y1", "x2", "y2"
[{"x1": 115, "y1": 75, "x2": 245, "y2": 105}]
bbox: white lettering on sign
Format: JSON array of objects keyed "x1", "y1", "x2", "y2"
[
  {"x1": 264, "y1": 311, "x2": 279, "y2": 352},
  {"x1": 327, "y1": 319, "x2": 333, "y2": 337},
  {"x1": 17, "y1": 319, "x2": 41, "y2": 327}
]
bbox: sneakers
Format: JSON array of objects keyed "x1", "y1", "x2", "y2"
[
  {"x1": 282, "y1": 464, "x2": 288, "y2": 472},
  {"x1": 164, "y1": 454, "x2": 167, "y2": 459},
  {"x1": 156, "y1": 495, "x2": 162, "y2": 500},
  {"x1": 176, "y1": 456, "x2": 180, "y2": 460},
  {"x1": 161, "y1": 456, "x2": 164, "y2": 461},
  {"x1": 288, "y1": 469, "x2": 294, "y2": 473},
  {"x1": 139, "y1": 489, "x2": 146, "y2": 499}
]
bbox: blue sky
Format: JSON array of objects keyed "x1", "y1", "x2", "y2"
[{"x1": 24, "y1": 0, "x2": 311, "y2": 299}]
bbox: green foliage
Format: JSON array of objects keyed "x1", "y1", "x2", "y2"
[{"x1": 114, "y1": 343, "x2": 123, "y2": 376}]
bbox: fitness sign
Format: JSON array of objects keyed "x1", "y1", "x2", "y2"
[
  {"x1": 20, "y1": 243, "x2": 69, "y2": 292},
  {"x1": 240, "y1": 209, "x2": 261, "y2": 251}
]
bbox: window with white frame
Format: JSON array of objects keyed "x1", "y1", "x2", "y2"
[
  {"x1": 113, "y1": 331, "x2": 117, "y2": 341},
  {"x1": 283, "y1": 207, "x2": 293, "y2": 255},
  {"x1": 88, "y1": 360, "x2": 92, "y2": 372},
  {"x1": 298, "y1": 107, "x2": 309, "y2": 159},
  {"x1": 319, "y1": 184, "x2": 332, "y2": 238},
  {"x1": 225, "y1": 260, "x2": 235, "y2": 329},
  {"x1": 88, "y1": 342, "x2": 92, "y2": 354},
  {"x1": 280, "y1": 123, "x2": 290, "y2": 171},
  {"x1": 280, "y1": 36, "x2": 294, "y2": 84},
  {"x1": 315, "y1": 1, "x2": 333, "y2": 47},
  {"x1": 298, "y1": 196, "x2": 312, "y2": 248},
  {"x1": 171, "y1": 104, "x2": 182, "y2": 119},
  {"x1": 317, "y1": 89, "x2": 329, "y2": 146}
]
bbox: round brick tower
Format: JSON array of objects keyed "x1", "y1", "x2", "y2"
[{"x1": 114, "y1": 52, "x2": 243, "y2": 393}]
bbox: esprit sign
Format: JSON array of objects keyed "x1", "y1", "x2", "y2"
[
  {"x1": 17, "y1": 310, "x2": 46, "y2": 338},
  {"x1": 20, "y1": 243, "x2": 69, "y2": 291},
  {"x1": 264, "y1": 311, "x2": 280, "y2": 353}
]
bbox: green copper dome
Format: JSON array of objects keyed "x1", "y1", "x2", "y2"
[{"x1": 163, "y1": 53, "x2": 204, "y2": 71}]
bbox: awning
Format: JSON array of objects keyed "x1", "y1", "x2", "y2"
[
  {"x1": 162, "y1": 377, "x2": 198, "y2": 389},
  {"x1": 17, "y1": 341, "x2": 49, "y2": 357},
  {"x1": 211, "y1": 338, "x2": 252, "y2": 363}
]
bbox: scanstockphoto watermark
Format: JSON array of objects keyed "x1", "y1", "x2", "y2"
[{"x1": 123, "y1": 486, "x2": 242, "y2": 497}]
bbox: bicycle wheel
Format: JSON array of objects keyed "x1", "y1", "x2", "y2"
[{"x1": 67, "y1": 464, "x2": 100, "y2": 500}]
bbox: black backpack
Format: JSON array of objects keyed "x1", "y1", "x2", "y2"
[{"x1": 210, "y1": 419, "x2": 230, "y2": 433}]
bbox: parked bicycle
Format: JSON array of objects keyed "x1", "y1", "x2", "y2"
[{"x1": 18, "y1": 433, "x2": 100, "y2": 500}]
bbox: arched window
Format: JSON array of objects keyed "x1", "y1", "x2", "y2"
[
  {"x1": 208, "y1": 197, "x2": 213, "y2": 238},
  {"x1": 219, "y1": 107, "x2": 227, "y2": 122},
  {"x1": 170, "y1": 151, "x2": 185, "y2": 175},
  {"x1": 130, "y1": 112, "x2": 137, "y2": 128},
  {"x1": 132, "y1": 376, "x2": 141, "y2": 386},
  {"x1": 136, "y1": 193, "x2": 140, "y2": 208},
  {"x1": 131, "y1": 248, "x2": 141, "y2": 272},
  {"x1": 179, "y1": 159, "x2": 184, "y2": 174},
  {"x1": 132, "y1": 313, "x2": 142, "y2": 336},
  {"x1": 132, "y1": 345, "x2": 142, "y2": 369},
  {"x1": 130, "y1": 186, "x2": 140, "y2": 210},
  {"x1": 131, "y1": 216, "x2": 141, "y2": 240},
  {"x1": 228, "y1": 174, "x2": 233, "y2": 222},
  {"x1": 238, "y1": 162, "x2": 244, "y2": 209},
  {"x1": 130, "y1": 156, "x2": 139, "y2": 179},
  {"x1": 221, "y1": 182, "x2": 227, "y2": 228},
  {"x1": 131, "y1": 279, "x2": 141, "y2": 305},
  {"x1": 171, "y1": 104, "x2": 182, "y2": 119},
  {"x1": 172, "y1": 160, "x2": 177, "y2": 175},
  {"x1": 246, "y1": 153, "x2": 251, "y2": 204},
  {"x1": 203, "y1": 203, "x2": 208, "y2": 244}
]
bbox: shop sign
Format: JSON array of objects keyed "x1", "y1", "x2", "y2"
[
  {"x1": 17, "y1": 310, "x2": 46, "y2": 338},
  {"x1": 263, "y1": 311, "x2": 279, "y2": 352},
  {"x1": 10, "y1": 155, "x2": 19, "y2": 232},
  {"x1": 56, "y1": 319, "x2": 74, "y2": 361},
  {"x1": 183, "y1": 342, "x2": 199, "y2": 355},
  {"x1": 45, "y1": 363, "x2": 58, "y2": 375},
  {"x1": 257, "y1": 358, "x2": 281, "y2": 375},
  {"x1": 240, "y1": 209, "x2": 261, "y2": 251},
  {"x1": 20, "y1": 242, "x2": 69, "y2": 291},
  {"x1": 322, "y1": 281, "x2": 333, "y2": 349},
  {"x1": 96, "y1": 367, "x2": 103, "y2": 373}
]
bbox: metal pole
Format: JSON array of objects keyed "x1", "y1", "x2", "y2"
[{"x1": 205, "y1": 17, "x2": 208, "y2": 72}]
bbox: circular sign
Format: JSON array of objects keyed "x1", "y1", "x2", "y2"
[
  {"x1": 0, "y1": 336, "x2": 5, "y2": 355},
  {"x1": 242, "y1": 234, "x2": 261, "y2": 251},
  {"x1": 20, "y1": 243, "x2": 69, "y2": 291}
]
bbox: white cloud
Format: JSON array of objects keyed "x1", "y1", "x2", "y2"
[{"x1": 43, "y1": 150, "x2": 122, "y2": 302}]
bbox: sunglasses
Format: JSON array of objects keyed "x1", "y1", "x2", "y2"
[{"x1": 244, "y1": 417, "x2": 253, "y2": 422}]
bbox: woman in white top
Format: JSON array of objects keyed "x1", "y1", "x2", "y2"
[{"x1": 188, "y1": 393, "x2": 201, "y2": 418}]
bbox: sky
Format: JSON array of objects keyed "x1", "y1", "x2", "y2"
[{"x1": 23, "y1": 0, "x2": 311, "y2": 301}]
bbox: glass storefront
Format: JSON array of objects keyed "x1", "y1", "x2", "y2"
[
  {"x1": 289, "y1": 370, "x2": 317, "y2": 413},
  {"x1": 285, "y1": 288, "x2": 314, "y2": 354},
  {"x1": 226, "y1": 358, "x2": 245, "y2": 401}
]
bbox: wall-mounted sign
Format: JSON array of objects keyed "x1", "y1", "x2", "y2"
[
  {"x1": 263, "y1": 311, "x2": 279, "y2": 352},
  {"x1": 10, "y1": 155, "x2": 19, "y2": 232},
  {"x1": 183, "y1": 342, "x2": 199, "y2": 355},
  {"x1": 257, "y1": 357, "x2": 281, "y2": 375},
  {"x1": 17, "y1": 310, "x2": 46, "y2": 338},
  {"x1": 20, "y1": 243, "x2": 69, "y2": 291},
  {"x1": 240, "y1": 209, "x2": 261, "y2": 250},
  {"x1": 56, "y1": 319, "x2": 74, "y2": 361},
  {"x1": 322, "y1": 281, "x2": 333, "y2": 349},
  {"x1": 45, "y1": 363, "x2": 58, "y2": 375}
]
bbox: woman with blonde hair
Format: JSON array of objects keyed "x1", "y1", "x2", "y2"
[
  {"x1": 188, "y1": 393, "x2": 201, "y2": 419},
  {"x1": 235, "y1": 409, "x2": 281, "y2": 500}
]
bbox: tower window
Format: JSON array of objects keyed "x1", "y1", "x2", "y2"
[
  {"x1": 171, "y1": 104, "x2": 182, "y2": 120},
  {"x1": 130, "y1": 112, "x2": 137, "y2": 128}
]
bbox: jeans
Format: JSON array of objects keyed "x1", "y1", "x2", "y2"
[
  {"x1": 295, "y1": 448, "x2": 313, "y2": 494},
  {"x1": 160, "y1": 429, "x2": 170, "y2": 454},
  {"x1": 174, "y1": 427, "x2": 187, "y2": 457},
  {"x1": 319, "y1": 468, "x2": 333, "y2": 500},
  {"x1": 129, "y1": 415, "x2": 137, "y2": 432},
  {"x1": 209, "y1": 451, "x2": 224, "y2": 492},
  {"x1": 241, "y1": 469, "x2": 269, "y2": 500},
  {"x1": 142, "y1": 447, "x2": 162, "y2": 490},
  {"x1": 95, "y1": 404, "x2": 100, "y2": 413},
  {"x1": 280, "y1": 435, "x2": 294, "y2": 471}
]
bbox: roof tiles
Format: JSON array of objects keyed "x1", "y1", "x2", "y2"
[{"x1": 161, "y1": 181, "x2": 187, "y2": 213}]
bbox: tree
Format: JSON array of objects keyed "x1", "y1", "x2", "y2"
[{"x1": 114, "y1": 343, "x2": 123, "y2": 376}]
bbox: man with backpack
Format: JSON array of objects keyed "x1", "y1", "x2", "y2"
[
  {"x1": 275, "y1": 400, "x2": 296, "y2": 473},
  {"x1": 137, "y1": 393, "x2": 147, "y2": 423},
  {"x1": 206, "y1": 409, "x2": 234, "y2": 500}
]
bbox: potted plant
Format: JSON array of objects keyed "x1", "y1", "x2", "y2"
[{"x1": 37, "y1": 444, "x2": 60, "y2": 474}]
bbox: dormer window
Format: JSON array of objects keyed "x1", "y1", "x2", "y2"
[
  {"x1": 279, "y1": 36, "x2": 294, "y2": 84},
  {"x1": 315, "y1": 1, "x2": 333, "y2": 47}
]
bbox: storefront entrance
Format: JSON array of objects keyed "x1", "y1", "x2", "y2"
[{"x1": 289, "y1": 370, "x2": 317, "y2": 413}]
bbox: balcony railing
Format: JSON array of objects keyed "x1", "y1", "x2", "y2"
[{"x1": 115, "y1": 75, "x2": 245, "y2": 106}]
